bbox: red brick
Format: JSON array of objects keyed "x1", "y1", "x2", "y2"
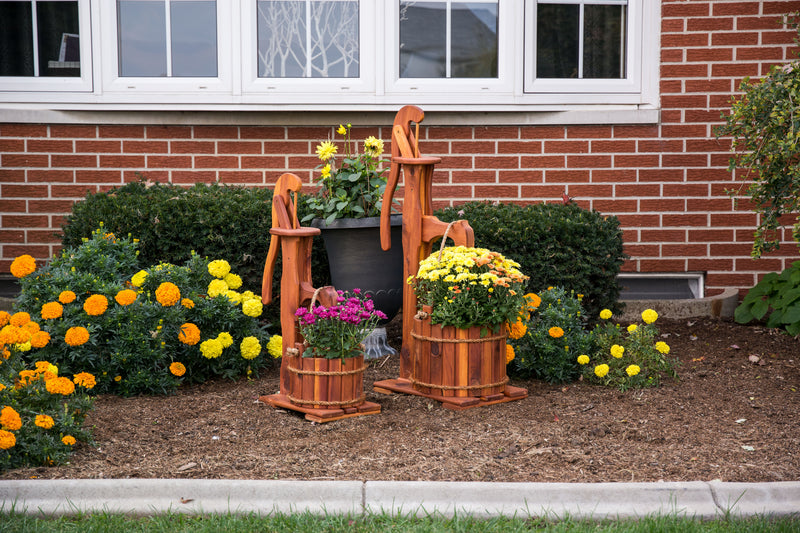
[
  {"x1": 124, "y1": 140, "x2": 169, "y2": 153},
  {"x1": 638, "y1": 259, "x2": 688, "y2": 272},
  {"x1": 710, "y1": 213, "x2": 758, "y2": 226},
  {"x1": 3, "y1": 244, "x2": 52, "y2": 257},
  {"x1": 662, "y1": 33, "x2": 710, "y2": 48},
  {"x1": 0, "y1": 139, "x2": 25, "y2": 151},
  {"x1": 711, "y1": 62, "x2": 761, "y2": 77},
  {"x1": 592, "y1": 169, "x2": 637, "y2": 182},
  {"x1": 662, "y1": 94, "x2": 708, "y2": 109},
  {"x1": 432, "y1": 185, "x2": 473, "y2": 198},
  {"x1": 762, "y1": 30, "x2": 799, "y2": 44},
  {"x1": 2, "y1": 215, "x2": 49, "y2": 228},
  {"x1": 686, "y1": 47, "x2": 733, "y2": 62},
  {"x1": 520, "y1": 126, "x2": 565, "y2": 140},
  {"x1": 661, "y1": 124, "x2": 709, "y2": 138},
  {"x1": 474, "y1": 155, "x2": 519, "y2": 169},
  {"x1": 520, "y1": 184, "x2": 567, "y2": 198},
  {"x1": 685, "y1": 79, "x2": 734, "y2": 93},
  {"x1": 27, "y1": 169, "x2": 73, "y2": 183},
  {"x1": 99, "y1": 155, "x2": 145, "y2": 168},
  {"x1": 710, "y1": 243, "x2": 756, "y2": 256},
  {"x1": 622, "y1": 244, "x2": 659, "y2": 257},
  {"x1": 662, "y1": 184, "x2": 708, "y2": 198},
  {"x1": 661, "y1": 18, "x2": 684, "y2": 32},
  {"x1": 614, "y1": 154, "x2": 659, "y2": 168},
  {"x1": 543, "y1": 140, "x2": 589, "y2": 154},
  {"x1": 687, "y1": 198, "x2": 736, "y2": 212},
  {"x1": 689, "y1": 229, "x2": 735, "y2": 242},
  {"x1": 737, "y1": 46, "x2": 786, "y2": 61},
  {"x1": 51, "y1": 184, "x2": 98, "y2": 198},
  {"x1": 615, "y1": 184, "x2": 660, "y2": 197},
  {"x1": 662, "y1": 153, "x2": 708, "y2": 167},
  {"x1": 2, "y1": 184, "x2": 48, "y2": 197},
  {"x1": 169, "y1": 140, "x2": 215, "y2": 154},
  {"x1": 51, "y1": 154, "x2": 98, "y2": 168},
  {"x1": 498, "y1": 140, "x2": 541, "y2": 155},
  {"x1": 172, "y1": 170, "x2": 219, "y2": 184},
  {"x1": 195, "y1": 155, "x2": 239, "y2": 169},
  {"x1": 687, "y1": 17, "x2": 734, "y2": 31},
  {"x1": 218, "y1": 141, "x2": 263, "y2": 155},
  {"x1": 240, "y1": 126, "x2": 285, "y2": 140},
  {"x1": 688, "y1": 168, "x2": 734, "y2": 182},
  {"x1": 685, "y1": 138, "x2": 731, "y2": 152},
  {"x1": 50, "y1": 125, "x2": 96, "y2": 138},
  {"x1": 242, "y1": 155, "x2": 288, "y2": 169},
  {"x1": 713, "y1": 1, "x2": 761, "y2": 16},
  {"x1": 639, "y1": 168, "x2": 685, "y2": 182},
  {"x1": 662, "y1": 1, "x2": 710, "y2": 17},
  {"x1": 427, "y1": 126, "x2": 473, "y2": 140},
  {"x1": 0, "y1": 169, "x2": 25, "y2": 182},
  {"x1": 660, "y1": 110, "x2": 684, "y2": 124},
  {"x1": 28, "y1": 199, "x2": 75, "y2": 213},
  {"x1": 0, "y1": 124, "x2": 48, "y2": 137},
  {"x1": 263, "y1": 140, "x2": 310, "y2": 154},
  {"x1": 566, "y1": 125, "x2": 612, "y2": 139},
  {"x1": 661, "y1": 64, "x2": 710, "y2": 78},
  {"x1": 613, "y1": 125, "x2": 659, "y2": 138},
  {"x1": 637, "y1": 139, "x2": 683, "y2": 152},
  {"x1": 476, "y1": 126, "x2": 519, "y2": 138},
  {"x1": 763, "y1": 0, "x2": 800, "y2": 13},
  {"x1": 455, "y1": 170, "x2": 498, "y2": 184},
  {"x1": 0, "y1": 230, "x2": 25, "y2": 243},
  {"x1": 737, "y1": 15, "x2": 787, "y2": 30},
  {"x1": 662, "y1": 213, "x2": 709, "y2": 226},
  {"x1": 639, "y1": 228, "x2": 684, "y2": 243},
  {"x1": 75, "y1": 140, "x2": 121, "y2": 153},
  {"x1": 146, "y1": 126, "x2": 192, "y2": 139},
  {"x1": 662, "y1": 244, "x2": 708, "y2": 256},
  {"x1": 566, "y1": 155, "x2": 611, "y2": 168},
  {"x1": 592, "y1": 199, "x2": 637, "y2": 212},
  {"x1": 544, "y1": 169, "x2": 590, "y2": 183},
  {"x1": 26, "y1": 230, "x2": 62, "y2": 244},
  {"x1": 194, "y1": 126, "x2": 239, "y2": 139},
  {"x1": 2, "y1": 154, "x2": 48, "y2": 167},
  {"x1": 98, "y1": 125, "x2": 145, "y2": 138},
  {"x1": 709, "y1": 153, "x2": 737, "y2": 167},
  {"x1": 147, "y1": 155, "x2": 192, "y2": 168},
  {"x1": 218, "y1": 170, "x2": 265, "y2": 184},
  {"x1": 615, "y1": 214, "x2": 660, "y2": 227},
  {"x1": 76, "y1": 170, "x2": 124, "y2": 184},
  {"x1": 0, "y1": 200, "x2": 25, "y2": 212},
  {"x1": 474, "y1": 185, "x2": 518, "y2": 198},
  {"x1": 711, "y1": 32, "x2": 760, "y2": 46},
  {"x1": 499, "y1": 170, "x2": 543, "y2": 183},
  {"x1": 590, "y1": 140, "x2": 635, "y2": 153},
  {"x1": 660, "y1": 79, "x2": 683, "y2": 93},
  {"x1": 640, "y1": 198, "x2": 685, "y2": 211},
  {"x1": 566, "y1": 184, "x2": 613, "y2": 198},
  {"x1": 520, "y1": 155, "x2": 565, "y2": 168},
  {"x1": 687, "y1": 258, "x2": 734, "y2": 271},
  {"x1": 453, "y1": 141, "x2": 498, "y2": 154},
  {"x1": 437, "y1": 156, "x2": 473, "y2": 170}
]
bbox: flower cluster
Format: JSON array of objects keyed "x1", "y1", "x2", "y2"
[
  {"x1": 302, "y1": 122, "x2": 390, "y2": 225},
  {"x1": 410, "y1": 246, "x2": 529, "y2": 331},
  {"x1": 295, "y1": 289, "x2": 386, "y2": 360},
  {"x1": 584, "y1": 308, "x2": 679, "y2": 390}
]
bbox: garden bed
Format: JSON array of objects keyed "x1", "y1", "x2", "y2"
[{"x1": 2, "y1": 316, "x2": 797, "y2": 483}]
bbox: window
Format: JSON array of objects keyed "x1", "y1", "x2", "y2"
[
  {"x1": 1, "y1": 0, "x2": 658, "y2": 110},
  {"x1": 0, "y1": 0, "x2": 91, "y2": 91}
]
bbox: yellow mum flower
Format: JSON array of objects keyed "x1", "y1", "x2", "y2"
[
  {"x1": 0, "y1": 430, "x2": 16, "y2": 450},
  {"x1": 41, "y1": 301, "x2": 64, "y2": 320},
  {"x1": 626, "y1": 364, "x2": 641, "y2": 377},
  {"x1": 131, "y1": 270, "x2": 148, "y2": 287},
  {"x1": 61, "y1": 435, "x2": 76, "y2": 446},
  {"x1": 577, "y1": 354, "x2": 590, "y2": 365},
  {"x1": 267, "y1": 335, "x2": 283, "y2": 358},
  {"x1": 599, "y1": 309, "x2": 613, "y2": 320},
  {"x1": 155, "y1": 282, "x2": 181, "y2": 307},
  {"x1": 594, "y1": 364, "x2": 610, "y2": 378},
  {"x1": 641, "y1": 309, "x2": 658, "y2": 324},
  {"x1": 224, "y1": 273, "x2": 243, "y2": 290},
  {"x1": 200, "y1": 338, "x2": 224, "y2": 359},
  {"x1": 655, "y1": 341, "x2": 670, "y2": 354},
  {"x1": 10, "y1": 254, "x2": 36, "y2": 278},
  {"x1": 242, "y1": 299, "x2": 263, "y2": 318},
  {"x1": 315, "y1": 140, "x2": 338, "y2": 161},
  {"x1": 169, "y1": 362, "x2": 186, "y2": 377},
  {"x1": 320, "y1": 163, "x2": 332, "y2": 178},
  {"x1": 35, "y1": 414, "x2": 54, "y2": 429},
  {"x1": 548, "y1": 326, "x2": 565, "y2": 339},
  {"x1": 610, "y1": 344, "x2": 625, "y2": 358},
  {"x1": 1, "y1": 406, "x2": 22, "y2": 430},
  {"x1": 83, "y1": 294, "x2": 109, "y2": 316},
  {"x1": 58, "y1": 290, "x2": 77, "y2": 304},
  {"x1": 115, "y1": 289, "x2": 138, "y2": 306},
  {"x1": 240, "y1": 336, "x2": 261, "y2": 360}
]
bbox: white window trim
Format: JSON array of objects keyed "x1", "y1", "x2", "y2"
[{"x1": 0, "y1": 0, "x2": 93, "y2": 93}]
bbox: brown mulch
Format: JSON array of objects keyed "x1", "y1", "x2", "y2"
[{"x1": 2, "y1": 316, "x2": 798, "y2": 483}]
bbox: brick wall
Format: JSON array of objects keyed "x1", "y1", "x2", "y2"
[{"x1": 2, "y1": 0, "x2": 799, "y2": 297}]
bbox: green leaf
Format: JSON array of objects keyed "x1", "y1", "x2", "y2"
[
  {"x1": 751, "y1": 298, "x2": 770, "y2": 320},
  {"x1": 734, "y1": 303, "x2": 755, "y2": 324}
]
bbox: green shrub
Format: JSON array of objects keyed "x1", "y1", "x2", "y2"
[
  {"x1": 509, "y1": 287, "x2": 594, "y2": 383},
  {"x1": 435, "y1": 202, "x2": 626, "y2": 321},
  {"x1": 734, "y1": 260, "x2": 800, "y2": 335},
  {"x1": 13, "y1": 229, "x2": 273, "y2": 396}
]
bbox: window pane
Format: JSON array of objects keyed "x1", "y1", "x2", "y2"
[
  {"x1": 583, "y1": 4, "x2": 625, "y2": 79},
  {"x1": 451, "y1": 3, "x2": 497, "y2": 78},
  {"x1": 399, "y1": 1, "x2": 445, "y2": 78},
  {"x1": 257, "y1": 0, "x2": 359, "y2": 78},
  {"x1": 536, "y1": 3, "x2": 578, "y2": 78},
  {"x1": 37, "y1": 1, "x2": 80, "y2": 77},
  {"x1": 118, "y1": 0, "x2": 167, "y2": 76},
  {"x1": 0, "y1": 2, "x2": 34, "y2": 76},
  {"x1": 171, "y1": 1, "x2": 217, "y2": 77}
]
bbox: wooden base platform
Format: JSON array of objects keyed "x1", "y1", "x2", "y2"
[
  {"x1": 259, "y1": 393, "x2": 381, "y2": 423},
  {"x1": 372, "y1": 378, "x2": 527, "y2": 410}
]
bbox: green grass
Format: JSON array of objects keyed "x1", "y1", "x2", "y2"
[{"x1": 0, "y1": 511, "x2": 797, "y2": 533}]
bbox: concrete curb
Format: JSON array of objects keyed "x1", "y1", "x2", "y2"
[
  {"x1": 1, "y1": 479, "x2": 798, "y2": 519},
  {"x1": 619, "y1": 287, "x2": 739, "y2": 322}
]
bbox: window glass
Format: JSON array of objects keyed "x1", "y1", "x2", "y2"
[
  {"x1": 399, "y1": 0, "x2": 497, "y2": 79},
  {"x1": 0, "y1": 0, "x2": 80, "y2": 77},
  {"x1": 536, "y1": 3, "x2": 578, "y2": 78},
  {"x1": 171, "y1": 1, "x2": 218, "y2": 76},
  {"x1": 583, "y1": 4, "x2": 625, "y2": 79},
  {"x1": 257, "y1": 0, "x2": 359, "y2": 78}
]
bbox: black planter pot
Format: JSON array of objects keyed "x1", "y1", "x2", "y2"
[{"x1": 311, "y1": 215, "x2": 403, "y2": 324}]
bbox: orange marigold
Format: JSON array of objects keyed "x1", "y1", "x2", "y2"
[
  {"x1": 505, "y1": 319, "x2": 527, "y2": 340},
  {"x1": 10, "y1": 254, "x2": 36, "y2": 278},
  {"x1": 0, "y1": 430, "x2": 16, "y2": 450},
  {"x1": 45, "y1": 376, "x2": 75, "y2": 395},
  {"x1": 0, "y1": 325, "x2": 29, "y2": 345},
  {"x1": 10, "y1": 312, "x2": 30, "y2": 327},
  {"x1": 73, "y1": 372, "x2": 96, "y2": 389},
  {"x1": 35, "y1": 414, "x2": 55, "y2": 429},
  {"x1": 525, "y1": 293, "x2": 542, "y2": 310},
  {"x1": 548, "y1": 326, "x2": 565, "y2": 339},
  {"x1": 58, "y1": 291, "x2": 77, "y2": 304},
  {"x1": 155, "y1": 282, "x2": 181, "y2": 307},
  {"x1": 41, "y1": 301, "x2": 64, "y2": 320},
  {"x1": 0, "y1": 406, "x2": 22, "y2": 431},
  {"x1": 83, "y1": 294, "x2": 109, "y2": 316},
  {"x1": 65, "y1": 326, "x2": 90, "y2": 347},
  {"x1": 115, "y1": 289, "x2": 137, "y2": 306},
  {"x1": 30, "y1": 330, "x2": 51, "y2": 348},
  {"x1": 178, "y1": 323, "x2": 201, "y2": 345},
  {"x1": 62, "y1": 435, "x2": 76, "y2": 446},
  {"x1": 169, "y1": 362, "x2": 186, "y2": 377},
  {"x1": 505, "y1": 344, "x2": 515, "y2": 364},
  {"x1": 0, "y1": 310, "x2": 10, "y2": 327},
  {"x1": 180, "y1": 298, "x2": 195, "y2": 309},
  {"x1": 23, "y1": 321, "x2": 40, "y2": 334}
]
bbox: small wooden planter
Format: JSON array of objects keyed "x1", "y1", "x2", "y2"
[{"x1": 260, "y1": 345, "x2": 381, "y2": 423}]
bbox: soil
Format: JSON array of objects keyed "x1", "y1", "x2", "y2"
[{"x1": 2, "y1": 316, "x2": 798, "y2": 483}]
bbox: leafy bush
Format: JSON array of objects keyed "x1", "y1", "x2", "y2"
[
  {"x1": 508, "y1": 287, "x2": 594, "y2": 383},
  {"x1": 585, "y1": 308, "x2": 679, "y2": 390},
  {"x1": 13, "y1": 229, "x2": 273, "y2": 396},
  {"x1": 734, "y1": 261, "x2": 800, "y2": 335},
  {"x1": 1, "y1": 313, "x2": 94, "y2": 471},
  {"x1": 436, "y1": 202, "x2": 626, "y2": 321}
]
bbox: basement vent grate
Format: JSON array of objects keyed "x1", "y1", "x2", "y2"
[{"x1": 618, "y1": 273, "x2": 704, "y2": 301}]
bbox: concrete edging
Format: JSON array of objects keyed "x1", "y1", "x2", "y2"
[
  {"x1": 619, "y1": 287, "x2": 739, "y2": 322},
  {"x1": 1, "y1": 479, "x2": 798, "y2": 519}
]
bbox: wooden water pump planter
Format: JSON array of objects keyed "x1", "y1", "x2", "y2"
[
  {"x1": 258, "y1": 173, "x2": 380, "y2": 423},
  {"x1": 372, "y1": 106, "x2": 528, "y2": 410}
]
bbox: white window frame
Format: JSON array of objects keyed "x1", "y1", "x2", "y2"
[
  {"x1": 99, "y1": 0, "x2": 233, "y2": 99},
  {"x1": 0, "y1": 0, "x2": 93, "y2": 92}
]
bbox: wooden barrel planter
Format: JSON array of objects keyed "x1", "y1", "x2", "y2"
[
  {"x1": 285, "y1": 348, "x2": 366, "y2": 409},
  {"x1": 410, "y1": 306, "x2": 509, "y2": 399}
]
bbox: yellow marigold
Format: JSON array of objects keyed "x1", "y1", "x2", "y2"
[
  {"x1": 267, "y1": 335, "x2": 283, "y2": 358},
  {"x1": 200, "y1": 338, "x2": 224, "y2": 359},
  {"x1": 83, "y1": 294, "x2": 109, "y2": 316},
  {"x1": 178, "y1": 323, "x2": 201, "y2": 346},
  {"x1": 655, "y1": 341, "x2": 670, "y2": 355},
  {"x1": 35, "y1": 414, "x2": 55, "y2": 429},
  {"x1": 41, "y1": 301, "x2": 64, "y2": 320},
  {"x1": 169, "y1": 362, "x2": 186, "y2": 377},
  {"x1": 1, "y1": 406, "x2": 22, "y2": 430},
  {"x1": 224, "y1": 273, "x2": 243, "y2": 290},
  {"x1": 131, "y1": 270, "x2": 148, "y2": 287},
  {"x1": 114, "y1": 375, "x2": 122, "y2": 382},
  {"x1": 240, "y1": 336, "x2": 261, "y2": 360},
  {"x1": 16, "y1": 341, "x2": 32, "y2": 352},
  {"x1": 548, "y1": 326, "x2": 565, "y2": 339},
  {"x1": 10, "y1": 254, "x2": 36, "y2": 278},
  {"x1": 208, "y1": 259, "x2": 231, "y2": 278},
  {"x1": 594, "y1": 364, "x2": 610, "y2": 378},
  {"x1": 73, "y1": 372, "x2": 96, "y2": 389},
  {"x1": 315, "y1": 140, "x2": 338, "y2": 161},
  {"x1": 641, "y1": 309, "x2": 658, "y2": 324},
  {"x1": 45, "y1": 376, "x2": 75, "y2": 395},
  {"x1": 0, "y1": 310, "x2": 9, "y2": 327},
  {"x1": 155, "y1": 282, "x2": 181, "y2": 307},
  {"x1": 610, "y1": 344, "x2": 625, "y2": 358},
  {"x1": 0, "y1": 429, "x2": 15, "y2": 450},
  {"x1": 58, "y1": 290, "x2": 77, "y2": 304},
  {"x1": 217, "y1": 331, "x2": 234, "y2": 348},
  {"x1": 115, "y1": 289, "x2": 137, "y2": 306},
  {"x1": 65, "y1": 326, "x2": 90, "y2": 347},
  {"x1": 599, "y1": 309, "x2": 613, "y2": 320},
  {"x1": 506, "y1": 319, "x2": 527, "y2": 340},
  {"x1": 62, "y1": 435, "x2": 76, "y2": 446},
  {"x1": 505, "y1": 343, "x2": 515, "y2": 364},
  {"x1": 224, "y1": 290, "x2": 242, "y2": 305},
  {"x1": 577, "y1": 354, "x2": 590, "y2": 365},
  {"x1": 10, "y1": 312, "x2": 30, "y2": 327},
  {"x1": 627, "y1": 324, "x2": 638, "y2": 333},
  {"x1": 207, "y1": 279, "x2": 229, "y2": 298},
  {"x1": 242, "y1": 299, "x2": 263, "y2": 318},
  {"x1": 626, "y1": 364, "x2": 641, "y2": 377},
  {"x1": 181, "y1": 298, "x2": 195, "y2": 309}
]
